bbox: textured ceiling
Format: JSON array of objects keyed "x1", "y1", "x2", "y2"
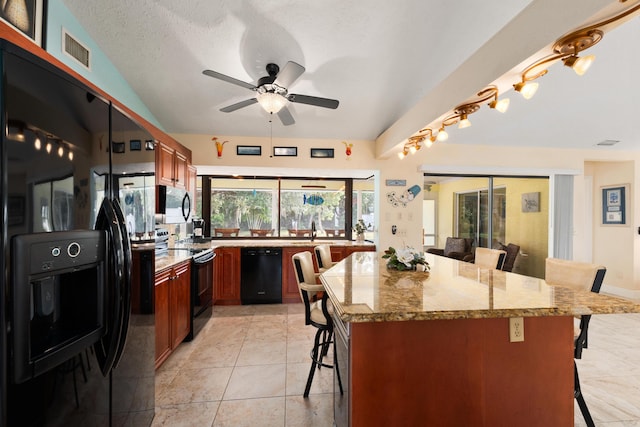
[{"x1": 61, "y1": 0, "x2": 640, "y2": 153}]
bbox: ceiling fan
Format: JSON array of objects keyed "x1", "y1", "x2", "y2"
[{"x1": 202, "y1": 61, "x2": 339, "y2": 126}]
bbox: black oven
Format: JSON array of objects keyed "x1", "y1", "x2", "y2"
[
  {"x1": 187, "y1": 249, "x2": 215, "y2": 341},
  {"x1": 9, "y1": 230, "x2": 106, "y2": 383}
]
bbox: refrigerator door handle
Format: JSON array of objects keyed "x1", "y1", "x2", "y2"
[
  {"x1": 94, "y1": 198, "x2": 126, "y2": 376},
  {"x1": 111, "y1": 198, "x2": 132, "y2": 369}
]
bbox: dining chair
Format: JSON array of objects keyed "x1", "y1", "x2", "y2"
[
  {"x1": 314, "y1": 244, "x2": 334, "y2": 273},
  {"x1": 292, "y1": 251, "x2": 334, "y2": 397},
  {"x1": 545, "y1": 257, "x2": 606, "y2": 427},
  {"x1": 473, "y1": 247, "x2": 506, "y2": 269}
]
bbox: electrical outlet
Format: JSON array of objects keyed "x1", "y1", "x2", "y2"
[{"x1": 509, "y1": 317, "x2": 524, "y2": 342}]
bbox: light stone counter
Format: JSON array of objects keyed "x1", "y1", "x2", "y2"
[
  {"x1": 154, "y1": 239, "x2": 374, "y2": 272},
  {"x1": 321, "y1": 251, "x2": 640, "y2": 323}
]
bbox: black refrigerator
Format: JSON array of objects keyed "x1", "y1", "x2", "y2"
[{"x1": 0, "y1": 41, "x2": 156, "y2": 426}]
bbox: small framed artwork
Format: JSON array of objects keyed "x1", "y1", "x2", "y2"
[
  {"x1": 145, "y1": 140, "x2": 155, "y2": 150},
  {"x1": 129, "y1": 139, "x2": 142, "y2": 151},
  {"x1": 602, "y1": 185, "x2": 627, "y2": 225},
  {"x1": 237, "y1": 145, "x2": 261, "y2": 156},
  {"x1": 0, "y1": 0, "x2": 45, "y2": 46},
  {"x1": 273, "y1": 146, "x2": 297, "y2": 157},
  {"x1": 310, "y1": 148, "x2": 334, "y2": 158},
  {"x1": 112, "y1": 141, "x2": 125, "y2": 153},
  {"x1": 521, "y1": 192, "x2": 540, "y2": 212}
]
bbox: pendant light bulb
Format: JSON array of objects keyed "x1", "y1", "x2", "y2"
[
  {"x1": 45, "y1": 142, "x2": 52, "y2": 153},
  {"x1": 34, "y1": 135, "x2": 41, "y2": 150},
  {"x1": 57, "y1": 145, "x2": 64, "y2": 157}
]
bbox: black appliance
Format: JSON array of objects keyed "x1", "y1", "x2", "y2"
[
  {"x1": 240, "y1": 247, "x2": 282, "y2": 304},
  {"x1": 188, "y1": 248, "x2": 215, "y2": 341},
  {"x1": 157, "y1": 185, "x2": 191, "y2": 224},
  {"x1": 1, "y1": 41, "x2": 155, "y2": 426},
  {"x1": 166, "y1": 247, "x2": 215, "y2": 341}
]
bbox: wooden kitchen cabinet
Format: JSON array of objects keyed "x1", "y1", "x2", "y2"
[
  {"x1": 157, "y1": 141, "x2": 188, "y2": 189},
  {"x1": 281, "y1": 246, "x2": 315, "y2": 303},
  {"x1": 170, "y1": 261, "x2": 191, "y2": 349},
  {"x1": 214, "y1": 247, "x2": 241, "y2": 305},
  {"x1": 154, "y1": 269, "x2": 171, "y2": 367},
  {"x1": 155, "y1": 260, "x2": 191, "y2": 368}
]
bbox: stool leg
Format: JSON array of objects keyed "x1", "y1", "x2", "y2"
[
  {"x1": 575, "y1": 361, "x2": 595, "y2": 427},
  {"x1": 304, "y1": 328, "x2": 323, "y2": 398},
  {"x1": 334, "y1": 340, "x2": 344, "y2": 396}
]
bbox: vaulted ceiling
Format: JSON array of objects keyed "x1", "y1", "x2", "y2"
[{"x1": 61, "y1": 0, "x2": 640, "y2": 157}]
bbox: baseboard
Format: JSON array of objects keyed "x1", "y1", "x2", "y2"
[{"x1": 601, "y1": 283, "x2": 640, "y2": 301}]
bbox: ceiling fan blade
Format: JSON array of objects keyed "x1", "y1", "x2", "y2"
[
  {"x1": 273, "y1": 61, "x2": 305, "y2": 88},
  {"x1": 277, "y1": 106, "x2": 295, "y2": 126},
  {"x1": 287, "y1": 94, "x2": 339, "y2": 109},
  {"x1": 203, "y1": 69, "x2": 256, "y2": 90},
  {"x1": 220, "y1": 98, "x2": 258, "y2": 112}
]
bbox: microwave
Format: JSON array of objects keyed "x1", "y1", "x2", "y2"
[{"x1": 157, "y1": 185, "x2": 191, "y2": 224}]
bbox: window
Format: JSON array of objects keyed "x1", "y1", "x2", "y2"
[{"x1": 203, "y1": 176, "x2": 369, "y2": 239}]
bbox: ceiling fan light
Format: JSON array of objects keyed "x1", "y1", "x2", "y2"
[
  {"x1": 257, "y1": 92, "x2": 286, "y2": 113},
  {"x1": 436, "y1": 128, "x2": 448, "y2": 142}
]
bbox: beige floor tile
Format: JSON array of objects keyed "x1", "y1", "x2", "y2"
[
  {"x1": 151, "y1": 401, "x2": 219, "y2": 427},
  {"x1": 156, "y1": 366, "x2": 233, "y2": 406},
  {"x1": 224, "y1": 364, "x2": 287, "y2": 400},
  {"x1": 213, "y1": 397, "x2": 285, "y2": 427},
  {"x1": 286, "y1": 362, "x2": 334, "y2": 396},
  {"x1": 236, "y1": 339, "x2": 287, "y2": 366},
  {"x1": 285, "y1": 394, "x2": 334, "y2": 427}
]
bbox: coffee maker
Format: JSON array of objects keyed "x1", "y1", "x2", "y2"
[{"x1": 192, "y1": 217, "x2": 205, "y2": 238}]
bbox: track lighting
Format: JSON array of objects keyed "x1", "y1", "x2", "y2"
[
  {"x1": 513, "y1": 81, "x2": 539, "y2": 100},
  {"x1": 57, "y1": 145, "x2": 64, "y2": 157},
  {"x1": 34, "y1": 133, "x2": 42, "y2": 150},
  {"x1": 436, "y1": 126, "x2": 448, "y2": 141},
  {"x1": 562, "y1": 54, "x2": 595, "y2": 76},
  {"x1": 45, "y1": 141, "x2": 52, "y2": 153},
  {"x1": 397, "y1": 2, "x2": 639, "y2": 159},
  {"x1": 458, "y1": 114, "x2": 471, "y2": 129}
]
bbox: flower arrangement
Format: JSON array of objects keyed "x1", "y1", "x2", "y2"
[
  {"x1": 382, "y1": 246, "x2": 429, "y2": 271},
  {"x1": 353, "y1": 219, "x2": 370, "y2": 235}
]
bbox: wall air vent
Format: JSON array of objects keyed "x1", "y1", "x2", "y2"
[
  {"x1": 596, "y1": 139, "x2": 620, "y2": 146},
  {"x1": 62, "y1": 29, "x2": 91, "y2": 70}
]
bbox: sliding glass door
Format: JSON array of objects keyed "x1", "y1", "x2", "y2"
[{"x1": 426, "y1": 175, "x2": 548, "y2": 278}]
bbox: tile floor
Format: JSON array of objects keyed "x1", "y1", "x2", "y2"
[{"x1": 151, "y1": 304, "x2": 640, "y2": 426}]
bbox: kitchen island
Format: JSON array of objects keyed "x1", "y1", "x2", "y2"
[{"x1": 321, "y1": 252, "x2": 640, "y2": 427}]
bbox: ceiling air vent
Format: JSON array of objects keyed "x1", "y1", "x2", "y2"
[
  {"x1": 596, "y1": 139, "x2": 620, "y2": 147},
  {"x1": 62, "y1": 29, "x2": 91, "y2": 70}
]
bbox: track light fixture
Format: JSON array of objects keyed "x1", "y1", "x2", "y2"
[
  {"x1": 514, "y1": 3, "x2": 640, "y2": 99},
  {"x1": 397, "y1": 2, "x2": 640, "y2": 159},
  {"x1": 399, "y1": 129, "x2": 435, "y2": 159}
]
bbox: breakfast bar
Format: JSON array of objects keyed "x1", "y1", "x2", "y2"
[{"x1": 321, "y1": 252, "x2": 640, "y2": 427}]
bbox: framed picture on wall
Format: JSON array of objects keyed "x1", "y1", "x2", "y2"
[
  {"x1": 0, "y1": 0, "x2": 45, "y2": 46},
  {"x1": 602, "y1": 185, "x2": 627, "y2": 225}
]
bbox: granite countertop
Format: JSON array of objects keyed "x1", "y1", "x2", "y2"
[
  {"x1": 320, "y1": 252, "x2": 640, "y2": 323},
  {"x1": 153, "y1": 239, "x2": 375, "y2": 272}
]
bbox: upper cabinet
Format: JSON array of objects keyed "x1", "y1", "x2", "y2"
[{"x1": 157, "y1": 141, "x2": 188, "y2": 189}]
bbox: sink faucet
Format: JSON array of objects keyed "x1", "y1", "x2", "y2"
[{"x1": 311, "y1": 221, "x2": 317, "y2": 241}]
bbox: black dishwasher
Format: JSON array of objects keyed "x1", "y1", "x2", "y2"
[{"x1": 241, "y1": 247, "x2": 282, "y2": 304}]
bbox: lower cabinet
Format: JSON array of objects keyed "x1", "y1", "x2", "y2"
[
  {"x1": 214, "y1": 244, "x2": 376, "y2": 305},
  {"x1": 281, "y1": 246, "x2": 314, "y2": 303},
  {"x1": 214, "y1": 247, "x2": 241, "y2": 305},
  {"x1": 155, "y1": 260, "x2": 191, "y2": 369}
]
